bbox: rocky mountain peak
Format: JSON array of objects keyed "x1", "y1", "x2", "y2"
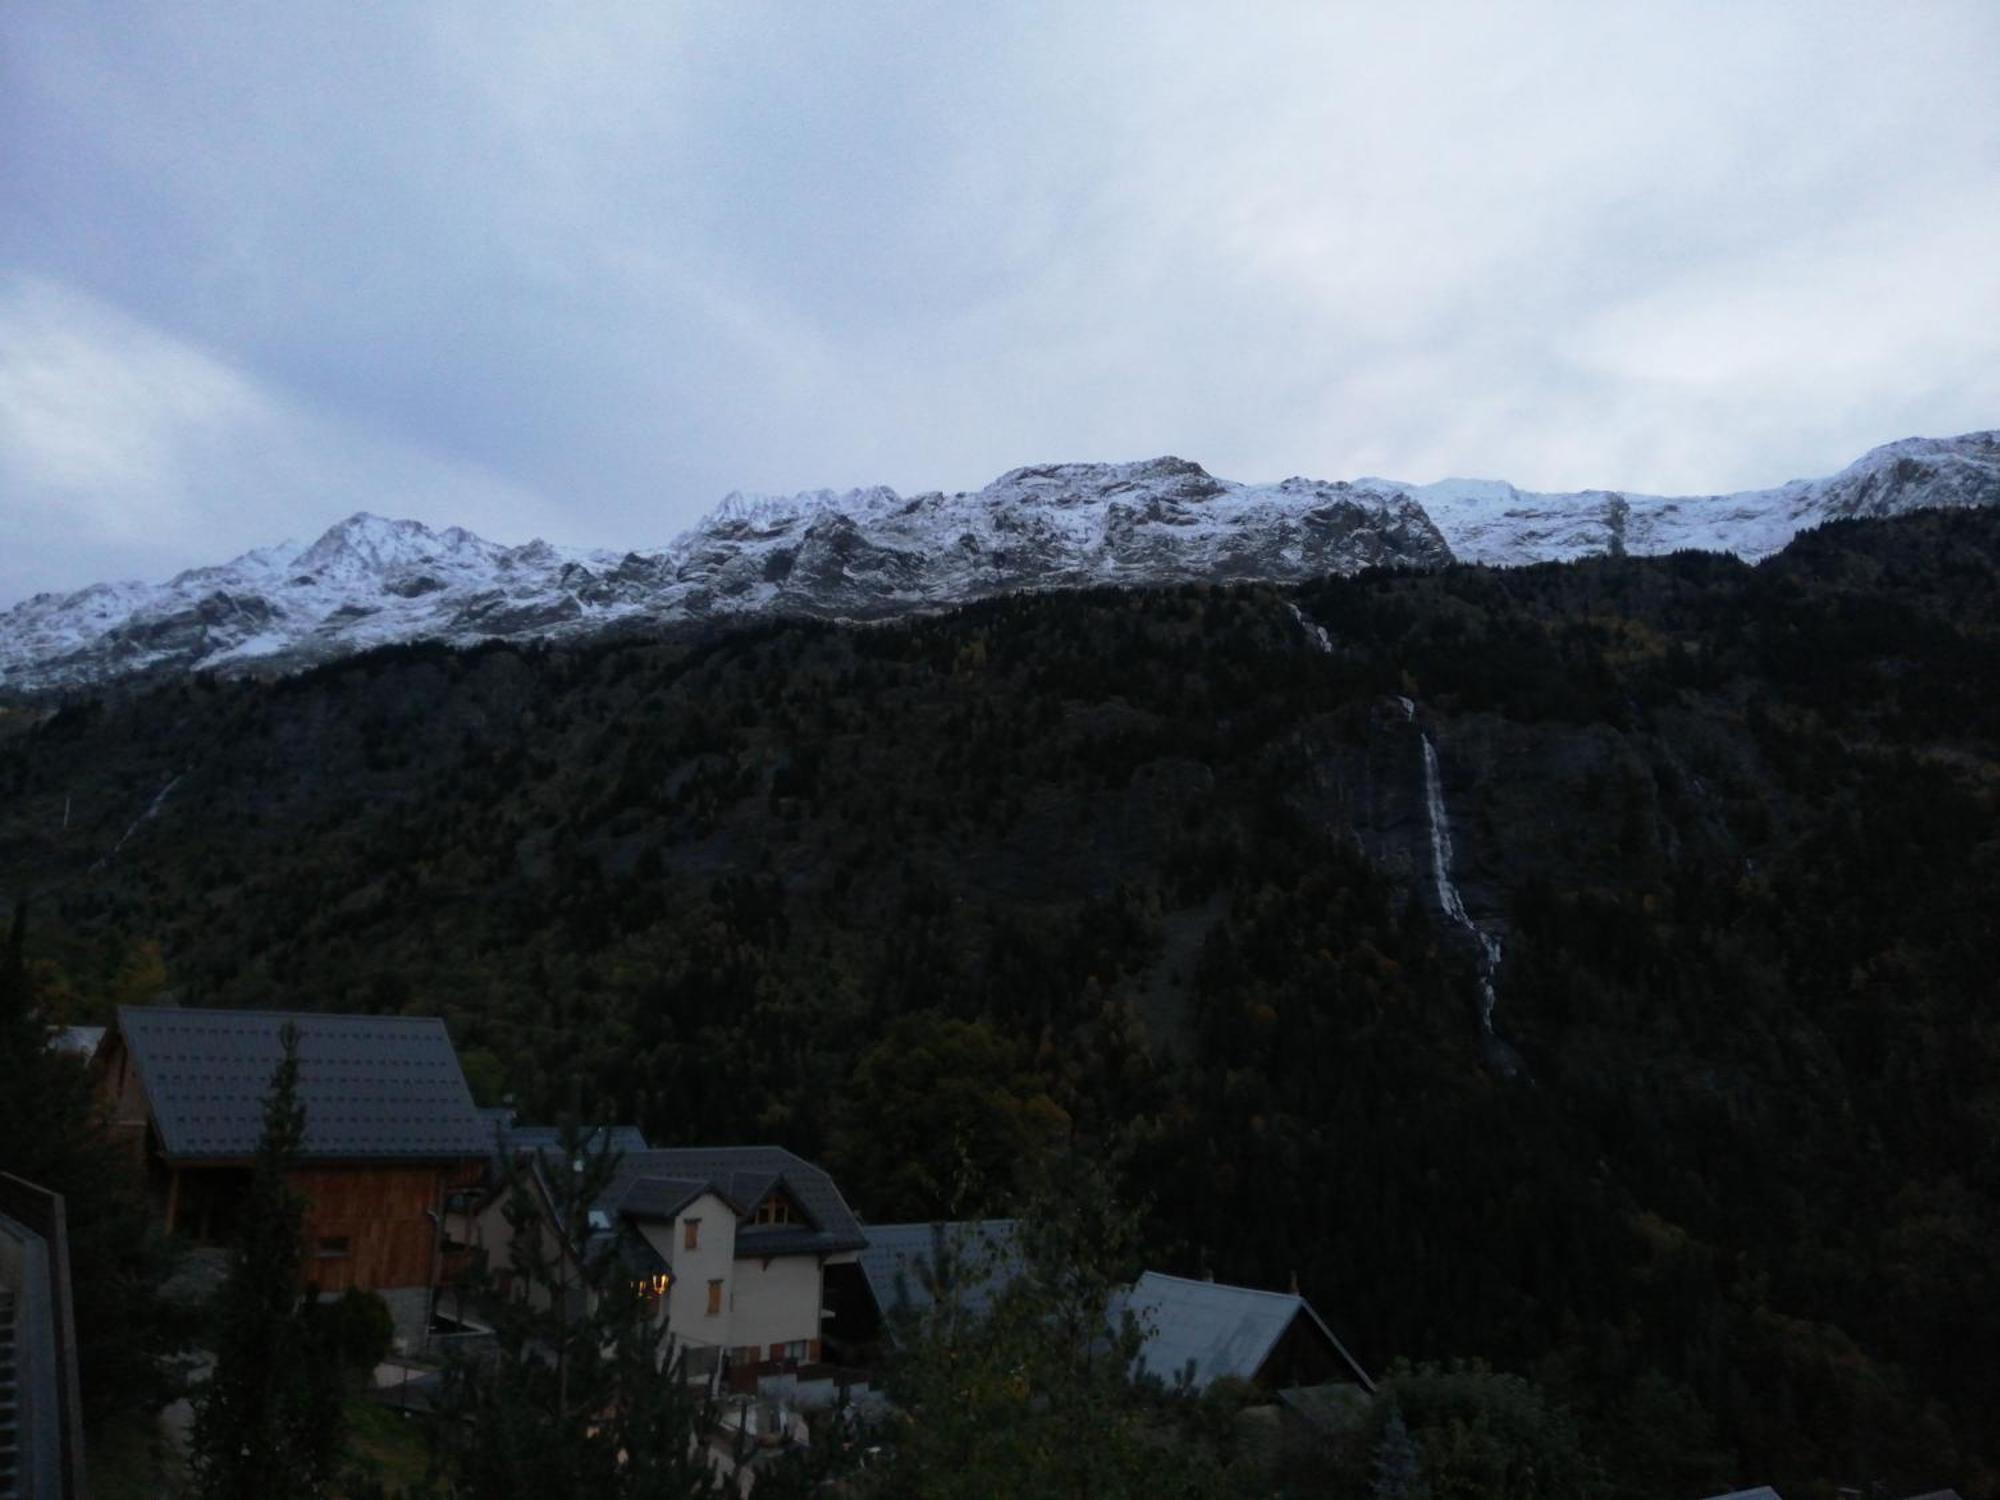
[{"x1": 4, "y1": 431, "x2": 1997, "y2": 697}]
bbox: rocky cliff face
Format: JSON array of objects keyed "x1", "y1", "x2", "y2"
[{"x1": 4, "y1": 431, "x2": 1996, "y2": 696}]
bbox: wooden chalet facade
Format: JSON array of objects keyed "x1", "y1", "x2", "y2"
[{"x1": 96, "y1": 1005, "x2": 491, "y2": 1342}]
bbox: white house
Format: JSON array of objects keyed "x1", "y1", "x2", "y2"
[{"x1": 473, "y1": 1144, "x2": 867, "y2": 1388}]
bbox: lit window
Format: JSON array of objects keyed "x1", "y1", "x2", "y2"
[
  {"x1": 684, "y1": 1217, "x2": 700, "y2": 1250},
  {"x1": 706, "y1": 1278, "x2": 724, "y2": 1316}
]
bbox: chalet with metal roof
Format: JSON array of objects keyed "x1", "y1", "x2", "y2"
[{"x1": 96, "y1": 1005, "x2": 491, "y2": 1343}]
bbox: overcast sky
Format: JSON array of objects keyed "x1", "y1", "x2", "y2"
[{"x1": 4, "y1": 3, "x2": 1998, "y2": 604}]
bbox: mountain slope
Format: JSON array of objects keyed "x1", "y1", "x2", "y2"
[
  {"x1": 5, "y1": 430, "x2": 1996, "y2": 696},
  {"x1": 3, "y1": 507, "x2": 1997, "y2": 1492}
]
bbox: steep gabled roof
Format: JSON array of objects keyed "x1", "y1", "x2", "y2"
[
  {"x1": 858, "y1": 1220, "x2": 1023, "y2": 1321},
  {"x1": 585, "y1": 1146, "x2": 867, "y2": 1256},
  {"x1": 113, "y1": 1005, "x2": 489, "y2": 1163},
  {"x1": 1116, "y1": 1271, "x2": 1374, "y2": 1394}
]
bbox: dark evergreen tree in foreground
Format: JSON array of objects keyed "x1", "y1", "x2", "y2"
[
  {"x1": 0, "y1": 900, "x2": 188, "y2": 1425},
  {"x1": 1370, "y1": 1405, "x2": 1425, "y2": 1499},
  {"x1": 433, "y1": 1120, "x2": 723, "y2": 1499},
  {"x1": 187, "y1": 1022, "x2": 345, "y2": 1499}
]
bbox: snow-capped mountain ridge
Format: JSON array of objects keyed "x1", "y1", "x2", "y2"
[{"x1": 5, "y1": 430, "x2": 1997, "y2": 696}]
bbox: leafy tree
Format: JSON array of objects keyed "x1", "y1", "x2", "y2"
[
  {"x1": 456, "y1": 1046, "x2": 507, "y2": 1108},
  {"x1": 831, "y1": 1011, "x2": 1069, "y2": 1221},
  {"x1": 187, "y1": 1022, "x2": 346, "y2": 1499},
  {"x1": 1370, "y1": 1361, "x2": 1595, "y2": 1500},
  {"x1": 432, "y1": 1120, "x2": 724, "y2": 1498}
]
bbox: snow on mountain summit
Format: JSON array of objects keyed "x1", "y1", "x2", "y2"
[{"x1": 4, "y1": 431, "x2": 1996, "y2": 695}]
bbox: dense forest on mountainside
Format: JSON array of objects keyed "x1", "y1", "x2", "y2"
[{"x1": 3, "y1": 508, "x2": 1997, "y2": 1495}]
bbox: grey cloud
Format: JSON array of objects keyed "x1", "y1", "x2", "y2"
[{"x1": 3, "y1": 1, "x2": 1997, "y2": 603}]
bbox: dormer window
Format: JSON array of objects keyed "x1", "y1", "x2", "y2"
[{"x1": 752, "y1": 1195, "x2": 795, "y2": 1227}]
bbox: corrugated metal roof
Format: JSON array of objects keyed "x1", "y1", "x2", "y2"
[
  {"x1": 858, "y1": 1220, "x2": 1023, "y2": 1320},
  {"x1": 1116, "y1": 1271, "x2": 1374, "y2": 1394},
  {"x1": 115, "y1": 1005, "x2": 490, "y2": 1163}
]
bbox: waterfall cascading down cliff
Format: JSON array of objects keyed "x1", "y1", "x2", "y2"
[
  {"x1": 1291, "y1": 607, "x2": 1506, "y2": 1036},
  {"x1": 1417, "y1": 732, "x2": 1503, "y2": 1034}
]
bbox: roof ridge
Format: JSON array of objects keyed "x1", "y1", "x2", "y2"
[
  {"x1": 117, "y1": 1003, "x2": 449, "y2": 1027},
  {"x1": 1137, "y1": 1270, "x2": 1303, "y2": 1302}
]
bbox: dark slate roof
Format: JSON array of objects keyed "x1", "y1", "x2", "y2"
[
  {"x1": 115, "y1": 1005, "x2": 490, "y2": 1163},
  {"x1": 612, "y1": 1175, "x2": 711, "y2": 1222},
  {"x1": 858, "y1": 1221, "x2": 1024, "y2": 1321},
  {"x1": 587, "y1": 1147, "x2": 866, "y2": 1256},
  {"x1": 1115, "y1": 1271, "x2": 1375, "y2": 1394}
]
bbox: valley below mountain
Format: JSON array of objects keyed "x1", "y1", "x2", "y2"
[{"x1": 3, "y1": 502, "x2": 1998, "y2": 1493}]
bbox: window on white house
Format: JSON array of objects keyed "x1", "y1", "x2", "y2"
[
  {"x1": 684, "y1": 1217, "x2": 701, "y2": 1250},
  {"x1": 706, "y1": 1278, "x2": 724, "y2": 1316}
]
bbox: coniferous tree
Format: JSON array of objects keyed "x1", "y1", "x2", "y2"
[
  {"x1": 0, "y1": 900, "x2": 188, "y2": 1424},
  {"x1": 187, "y1": 1022, "x2": 345, "y2": 1499},
  {"x1": 863, "y1": 1153, "x2": 1225, "y2": 1499},
  {"x1": 1371, "y1": 1404, "x2": 1425, "y2": 1500},
  {"x1": 434, "y1": 1120, "x2": 724, "y2": 1498}
]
